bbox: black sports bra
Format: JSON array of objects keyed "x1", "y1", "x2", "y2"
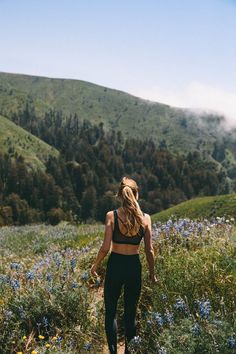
[{"x1": 112, "y1": 209, "x2": 145, "y2": 245}]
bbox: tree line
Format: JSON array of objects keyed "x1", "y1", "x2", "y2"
[{"x1": 0, "y1": 105, "x2": 229, "y2": 225}]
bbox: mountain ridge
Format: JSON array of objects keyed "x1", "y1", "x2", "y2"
[{"x1": 0, "y1": 71, "x2": 236, "y2": 183}]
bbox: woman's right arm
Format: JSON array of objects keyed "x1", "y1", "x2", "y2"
[{"x1": 144, "y1": 214, "x2": 158, "y2": 283}]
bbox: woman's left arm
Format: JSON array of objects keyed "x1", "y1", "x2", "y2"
[{"x1": 90, "y1": 211, "x2": 113, "y2": 277}]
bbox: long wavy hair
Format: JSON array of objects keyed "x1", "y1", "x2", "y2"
[{"x1": 116, "y1": 176, "x2": 144, "y2": 235}]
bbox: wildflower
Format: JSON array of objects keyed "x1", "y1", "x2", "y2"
[
  {"x1": 36, "y1": 322, "x2": 42, "y2": 330},
  {"x1": 55, "y1": 336, "x2": 62, "y2": 343},
  {"x1": 55, "y1": 259, "x2": 62, "y2": 269},
  {"x1": 173, "y1": 298, "x2": 187, "y2": 313},
  {"x1": 26, "y1": 271, "x2": 35, "y2": 280},
  {"x1": 228, "y1": 336, "x2": 236, "y2": 349},
  {"x1": 160, "y1": 293, "x2": 167, "y2": 301},
  {"x1": 81, "y1": 272, "x2": 89, "y2": 280},
  {"x1": 191, "y1": 323, "x2": 201, "y2": 336},
  {"x1": 153, "y1": 312, "x2": 164, "y2": 326},
  {"x1": 22, "y1": 335, "x2": 27, "y2": 340},
  {"x1": 183, "y1": 230, "x2": 190, "y2": 237},
  {"x1": 4, "y1": 310, "x2": 13, "y2": 321},
  {"x1": 130, "y1": 335, "x2": 142, "y2": 345},
  {"x1": 17, "y1": 352, "x2": 23, "y2": 354},
  {"x1": 46, "y1": 273, "x2": 53, "y2": 282},
  {"x1": 18, "y1": 306, "x2": 26, "y2": 320},
  {"x1": 10, "y1": 279, "x2": 20, "y2": 291},
  {"x1": 195, "y1": 299, "x2": 211, "y2": 319},
  {"x1": 62, "y1": 270, "x2": 68, "y2": 280},
  {"x1": 67, "y1": 338, "x2": 76, "y2": 348},
  {"x1": 163, "y1": 311, "x2": 174, "y2": 324},
  {"x1": 45, "y1": 343, "x2": 51, "y2": 348},
  {"x1": 42, "y1": 316, "x2": 49, "y2": 328},
  {"x1": 71, "y1": 281, "x2": 78, "y2": 288},
  {"x1": 83, "y1": 343, "x2": 92, "y2": 350},
  {"x1": 38, "y1": 334, "x2": 45, "y2": 339},
  {"x1": 10, "y1": 262, "x2": 21, "y2": 270},
  {"x1": 31, "y1": 351, "x2": 38, "y2": 354},
  {"x1": 70, "y1": 257, "x2": 77, "y2": 270},
  {"x1": 95, "y1": 278, "x2": 101, "y2": 287}
]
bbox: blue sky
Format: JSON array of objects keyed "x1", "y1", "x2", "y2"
[{"x1": 0, "y1": 0, "x2": 236, "y2": 121}]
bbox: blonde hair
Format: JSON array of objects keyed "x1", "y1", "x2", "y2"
[{"x1": 116, "y1": 176, "x2": 144, "y2": 235}]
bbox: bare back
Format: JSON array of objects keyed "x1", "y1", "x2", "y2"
[{"x1": 111, "y1": 207, "x2": 149, "y2": 255}]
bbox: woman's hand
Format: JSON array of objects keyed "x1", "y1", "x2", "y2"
[
  {"x1": 90, "y1": 263, "x2": 99, "y2": 277},
  {"x1": 149, "y1": 273, "x2": 158, "y2": 284}
]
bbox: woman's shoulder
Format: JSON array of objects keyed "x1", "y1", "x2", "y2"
[
  {"x1": 106, "y1": 210, "x2": 116, "y2": 218},
  {"x1": 142, "y1": 212, "x2": 151, "y2": 228},
  {"x1": 105, "y1": 210, "x2": 117, "y2": 223}
]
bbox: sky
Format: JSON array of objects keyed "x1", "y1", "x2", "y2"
[{"x1": 0, "y1": 0, "x2": 236, "y2": 122}]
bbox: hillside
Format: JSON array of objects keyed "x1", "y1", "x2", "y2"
[
  {"x1": 0, "y1": 71, "x2": 234, "y2": 154},
  {"x1": 151, "y1": 193, "x2": 236, "y2": 222},
  {"x1": 0, "y1": 114, "x2": 59, "y2": 171},
  {"x1": 1, "y1": 71, "x2": 236, "y2": 187}
]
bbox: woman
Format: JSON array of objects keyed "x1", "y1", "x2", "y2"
[{"x1": 90, "y1": 176, "x2": 157, "y2": 354}]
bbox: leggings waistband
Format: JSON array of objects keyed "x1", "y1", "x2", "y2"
[
  {"x1": 110, "y1": 251, "x2": 140, "y2": 258},
  {"x1": 108, "y1": 252, "x2": 141, "y2": 267}
]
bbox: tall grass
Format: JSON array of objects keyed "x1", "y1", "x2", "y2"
[{"x1": 0, "y1": 218, "x2": 235, "y2": 353}]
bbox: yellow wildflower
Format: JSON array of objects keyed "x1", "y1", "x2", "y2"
[
  {"x1": 45, "y1": 343, "x2": 51, "y2": 348},
  {"x1": 22, "y1": 335, "x2": 27, "y2": 340},
  {"x1": 52, "y1": 336, "x2": 57, "y2": 340},
  {"x1": 38, "y1": 334, "x2": 45, "y2": 340},
  {"x1": 17, "y1": 352, "x2": 23, "y2": 354},
  {"x1": 31, "y1": 351, "x2": 38, "y2": 354}
]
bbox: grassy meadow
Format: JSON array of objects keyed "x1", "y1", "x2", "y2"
[{"x1": 0, "y1": 213, "x2": 236, "y2": 353}]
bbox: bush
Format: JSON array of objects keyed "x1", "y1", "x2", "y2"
[{"x1": 47, "y1": 208, "x2": 66, "y2": 225}]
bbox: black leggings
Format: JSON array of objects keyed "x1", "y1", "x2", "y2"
[{"x1": 104, "y1": 251, "x2": 142, "y2": 354}]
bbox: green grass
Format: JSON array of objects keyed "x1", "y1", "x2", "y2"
[
  {"x1": 0, "y1": 114, "x2": 59, "y2": 171},
  {"x1": 151, "y1": 193, "x2": 236, "y2": 222}
]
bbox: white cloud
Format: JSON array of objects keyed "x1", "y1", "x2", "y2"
[{"x1": 130, "y1": 81, "x2": 236, "y2": 127}]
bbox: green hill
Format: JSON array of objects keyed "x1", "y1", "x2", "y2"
[
  {"x1": 0, "y1": 114, "x2": 59, "y2": 171},
  {"x1": 151, "y1": 193, "x2": 236, "y2": 222},
  {"x1": 0, "y1": 71, "x2": 232, "y2": 151},
  {"x1": 1, "y1": 71, "x2": 236, "y2": 181}
]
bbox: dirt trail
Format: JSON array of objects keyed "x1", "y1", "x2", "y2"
[{"x1": 102, "y1": 342, "x2": 124, "y2": 354}]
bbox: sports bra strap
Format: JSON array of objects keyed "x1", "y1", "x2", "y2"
[
  {"x1": 117, "y1": 215, "x2": 126, "y2": 225},
  {"x1": 114, "y1": 209, "x2": 145, "y2": 225},
  {"x1": 113, "y1": 210, "x2": 118, "y2": 228}
]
